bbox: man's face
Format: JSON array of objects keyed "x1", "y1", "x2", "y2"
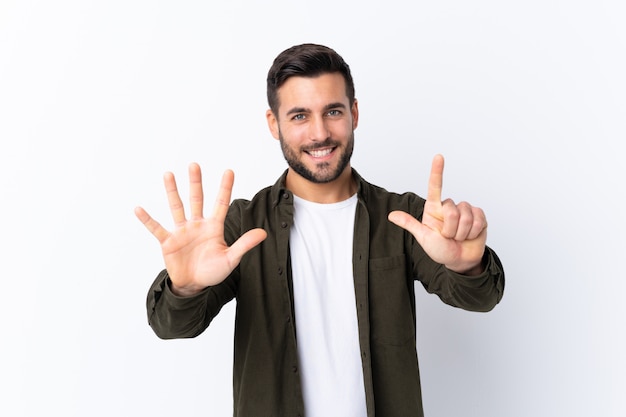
[{"x1": 266, "y1": 73, "x2": 359, "y2": 184}]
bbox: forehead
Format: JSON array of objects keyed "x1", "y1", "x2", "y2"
[{"x1": 276, "y1": 73, "x2": 349, "y2": 113}]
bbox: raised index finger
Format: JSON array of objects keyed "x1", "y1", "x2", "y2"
[
  {"x1": 211, "y1": 169, "x2": 235, "y2": 220},
  {"x1": 427, "y1": 154, "x2": 444, "y2": 203}
]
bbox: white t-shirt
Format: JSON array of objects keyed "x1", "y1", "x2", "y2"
[{"x1": 290, "y1": 194, "x2": 367, "y2": 417}]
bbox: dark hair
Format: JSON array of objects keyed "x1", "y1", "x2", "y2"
[{"x1": 266, "y1": 43, "x2": 355, "y2": 115}]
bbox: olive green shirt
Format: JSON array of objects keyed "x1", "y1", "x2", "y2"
[{"x1": 146, "y1": 169, "x2": 505, "y2": 417}]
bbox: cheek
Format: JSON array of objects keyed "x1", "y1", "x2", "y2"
[
  {"x1": 280, "y1": 125, "x2": 307, "y2": 143},
  {"x1": 330, "y1": 120, "x2": 353, "y2": 137}
]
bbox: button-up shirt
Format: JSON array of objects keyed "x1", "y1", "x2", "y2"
[{"x1": 146, "y1": 169, "x2": 505, "y2": 417}]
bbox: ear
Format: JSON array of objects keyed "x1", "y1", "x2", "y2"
[
  {"x1": 351, "y1": 99, "x2": 359, "y2": 130},
  {"x1": 266, "y1": 109, "x2": 280, "y2": 140}
]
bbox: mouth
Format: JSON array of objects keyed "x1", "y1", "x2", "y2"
[{"x1": 306, "y1": 147, "x2": 335, "y2": 158}]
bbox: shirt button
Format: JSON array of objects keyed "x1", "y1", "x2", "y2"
[
  {"x1": 281, "y1": 221, "x2": 288, "y2": 228},
  {"x1": 277, "y1": 267, "x2": 283, "y2": 275},
  {"x1": 292, "y1": 365, "x2": 298, "y2": 373},
  {"x1": 283, "y1": 192, "x2": 290, "y2": 199}
]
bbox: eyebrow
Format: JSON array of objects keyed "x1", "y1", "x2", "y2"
[{"x1": 285, "y1": 102, "x2": 347, "y2": 117}]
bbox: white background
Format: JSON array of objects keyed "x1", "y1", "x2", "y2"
[{"x1": 1, "y1": 1, "x2": 624, "y2": 416}]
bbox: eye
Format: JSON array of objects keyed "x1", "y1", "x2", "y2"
[
  {"x1": 327, "y1": 109, "x2": 342, "y2": 117},
  {"x1": 291, "y1": 114, "x2": 306, "y2": 121}
]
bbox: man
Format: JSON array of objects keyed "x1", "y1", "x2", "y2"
[{"x1": 135, "y1": 43, "x2": 505, "y2": 417}]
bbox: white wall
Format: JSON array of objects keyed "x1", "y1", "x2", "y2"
[{"x1": 1, "y1": 1, "x2": 624, "y2": 416}]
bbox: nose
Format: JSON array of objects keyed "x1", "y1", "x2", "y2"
[{"x1": 309, "y1": 116, "x2": 330, "y2": 141}]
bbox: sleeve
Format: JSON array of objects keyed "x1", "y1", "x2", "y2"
[
  {"x1": 414, "y1": 246, "x2": 505, "y2": 312},
  {"x1": 405, "y1": 194, "x2": 505, "y2": 312},
  {"x1": 146, "y1": 269, "x2": 238, "y2": 339}
]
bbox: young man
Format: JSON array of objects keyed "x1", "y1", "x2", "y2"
[{"x1": 135, "y1": 43, "x2": 505, "y2": 417}]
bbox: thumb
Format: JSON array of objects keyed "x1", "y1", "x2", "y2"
[
  {"x1": 227, "y1": 228, "x2": 268, "y2": 265},
  {"x1": 388, "y1": 210, "x2": 429, "y2": 244}
]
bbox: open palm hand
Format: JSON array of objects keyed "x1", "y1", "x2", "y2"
[{"x1": 135, "y1": 164, "x2": 267, "y2": 296}]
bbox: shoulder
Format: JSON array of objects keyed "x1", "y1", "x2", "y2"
[
  {"x1": 228, "y1": 170, "x2": 287, "y2": 215},
  {"x1": 228, "y1": 184, "x2": 274, "y2": 216},
  {"x1": 226, "y1": 170, "x2": 289, "y2": 223},
  {"x1": 356, "y1": 172, "x2": 426, "y2": 215}
]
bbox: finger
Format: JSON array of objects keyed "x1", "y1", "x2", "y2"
[
  {"x1": 134, "y1": 206, "x2": 171, "y2": 243},
  {"x1": 440, "y1": 198, "x2": 459, "y2": 239},
  {"x1": 188, "y1": 163, "x2": 204, "y2": 220},
  {"x1": 467, "y1": 206, "x2": 488, "y2": 240},
  {"x1": 227, "y1": 228, "x2": 268, "y2": 265},
  {"x1": 426, "y1": 154, "x2": 445, "y2": 204},
  {"x1": 212, "y1": 169, "x2": 235, "y2": 220},
  {"x1": 452, "y1": 201, "x2": 474, "y2": 241},
  {"x1": 164, "y1": 171, "x2": 186, "y2": 226}
]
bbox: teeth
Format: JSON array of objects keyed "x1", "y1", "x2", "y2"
[{"x1": 309, "y1": 148, "x2": 332, "y2": 157}]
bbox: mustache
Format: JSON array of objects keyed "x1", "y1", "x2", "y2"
[{"x1": 302, "y1": 138, "x2": 340, "y2": 151}]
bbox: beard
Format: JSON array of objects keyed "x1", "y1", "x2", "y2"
[{"x1": 279, "y1": 130, "x2": 354, "y2": 184}]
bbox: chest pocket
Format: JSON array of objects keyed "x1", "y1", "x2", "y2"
[{"x1": 368, "y1": 255, "x2": 416, "y2": 346}]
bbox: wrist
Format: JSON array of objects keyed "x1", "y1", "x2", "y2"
[
  {"x1": 168, "y1": 279, "x2": 205, "y2": 297},
  {"x1": 446, "y1": 252, "x2": 487, "y2": 276}
]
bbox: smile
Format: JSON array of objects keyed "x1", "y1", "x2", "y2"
[{"x1": 306, "y1": 147, "x2": 335, "y2": 158}]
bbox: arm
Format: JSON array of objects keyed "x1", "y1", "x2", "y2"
[
  {"x1": 414, "y1": 245, "x2": 504, "y2": 312},
  {"x1": 145, "y1": 268, "x2": 239, "y2": 339}
]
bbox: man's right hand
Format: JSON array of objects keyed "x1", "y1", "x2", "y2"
[{"x1": 135, "y1": 163, "x2": 267, "y2": 296}]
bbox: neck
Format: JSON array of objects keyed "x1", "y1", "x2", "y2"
[{"x1": 286, "y1": 166, "x2": 356, "y2": 204}]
